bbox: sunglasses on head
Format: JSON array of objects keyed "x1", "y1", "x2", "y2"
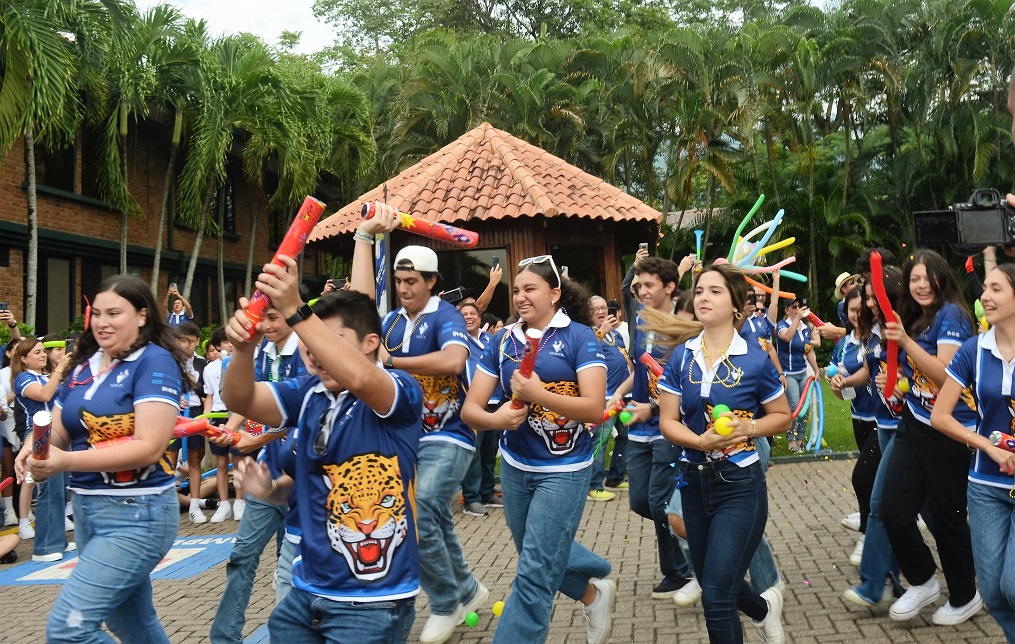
[{"x1": 518, "y1": 255, "x2": 561, "y2": 288}]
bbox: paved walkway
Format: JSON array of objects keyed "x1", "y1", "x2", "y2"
[{"x1": 0, "y1": 458, "x2": 1003, "y2": 642}]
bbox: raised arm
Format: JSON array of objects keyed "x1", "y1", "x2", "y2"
[{"x1": 350, "y1": 202, "x2": 402, "y2": 299}]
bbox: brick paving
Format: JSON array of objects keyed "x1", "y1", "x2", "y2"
[{"x1": 0, "y1": 458, "x2": 1003, "y2": 643}]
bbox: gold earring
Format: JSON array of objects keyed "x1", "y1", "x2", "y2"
[{"x1": 734, "y1": 310, "x2": 742, "y2": 320}]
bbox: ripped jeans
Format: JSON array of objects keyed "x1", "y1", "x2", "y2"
[{"x1": 47, "y1": 488, "x2": 178, "y2": 643}]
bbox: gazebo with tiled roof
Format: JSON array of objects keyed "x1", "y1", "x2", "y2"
[{"x1": 310, "y1": 122, "x2": 663, "y2": 316}]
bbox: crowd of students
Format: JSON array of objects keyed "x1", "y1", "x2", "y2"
[{"x1": 7, "y1": 206, "x2": 1015, "y2": 643}]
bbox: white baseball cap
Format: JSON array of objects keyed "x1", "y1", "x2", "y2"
[{"x1": 394, "y1": 246, "x2": 439, "y2": 273}]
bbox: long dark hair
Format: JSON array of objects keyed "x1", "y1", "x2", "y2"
[
  {"x1": 517, "y1": 260, "x2": 595, "y2": 328},
  {"x1": 897, "y1": 250, "x2": 973, "y2": 337},
  {"x1": 66, "y1": 275, "x2": 191, "y2": 389}
]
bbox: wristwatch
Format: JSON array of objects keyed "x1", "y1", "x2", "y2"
[
  {"x1": 384, "y1": 355, "x2": 394, "y2": 369},
  {"x1": 284, "y1": 303, "x2": 314, "y2": 327}
]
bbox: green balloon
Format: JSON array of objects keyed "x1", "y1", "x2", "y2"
[
  {"x1": 618, "y1": 410, "x2": 633, "y2": 425},
  {"x1": 975, "y1": 299, "x2": 985, "y2": 319},
  {"x1": 712, "y1": 404, "x2": 730, "y2": 420},
  {"x1": 465, "y1": 612, "x2": 480, "y2": 627}
]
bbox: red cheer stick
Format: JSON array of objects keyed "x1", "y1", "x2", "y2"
[
  {"x1": 510, "y1": 328, "x2": 543, "y2": 409},
  {"x1": 173, "y1": 417, "x2": 241, "y2": 444},
  {"x1": 990, "y1": 431, "x2": 1015, "y2": 454},
  {"x1": 31, "y1": 411, "x2": 52, "y2": 461},
  {"x1": 804, "y1": 311, "x2": 825, "y2": 327},
  {"x1": 362, "y1": 202, "x2": 479, "y2": 248},
  {"x1": 639, "y1": 352, "x2": 664, "y2": 378},
  {"x1": 869, "y1": 251, "x2": 898, "y2": 399},
  {"x1": 242, "y1": 196, "x2": 326, "y2": 340},
  {"x1": 0, "y1": 476, "x2": 13, "y2": 494},
  {"x1": 590, "y1": 399, "x2": 630, "y2": 428}
]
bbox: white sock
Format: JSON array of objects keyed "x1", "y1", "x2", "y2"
[
  {"x1": 65, "y1": 501, "x2": 73, "y2": 517},
  {"x1": 19, "y1": 518, "x2": 29, "y2": 526},
  {"x1": 189, "y1": 498, "x2": 200, "y2": 509},
  {"x1": 2, "y1": 496, "x2": 13, "y2": 512}
]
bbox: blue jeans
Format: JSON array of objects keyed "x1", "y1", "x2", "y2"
[
  {"x1": 417, "y1": 441, "x2": 479, "y2": 616},
  {"x1": 493, "y1": 462, "x2": 610, "y2": 643},
  {"x1": 269, "y1": 587, "x2": 415, "y2": 644},
  {"x1": 35, "y1": 470, "x2": 68, "y2": 557},
  {"x1": 682, "y1": 461, "x2": 769, "y2": 644},
  {"x1": 626, "y1": 439, "x2": 691, "y2": 581},
  {"x1": 853, "y1": 427, "x2": 901, "y2": 602},
  {"x1": 747, "y1": 439, "x2": 781, "y2": 593},
  {"x1": 462, "y1": 428, "x2": 499, "y2": 504},
  {"x1": 783, "y1": 372, "x2": 808, "y2": 442},
  {"x1": 605, "y1": 422, "x2": 628, "y2": 486},
  {"x1": 277, "y1": 538, "x2": 298, "y2": 606},
  {"x1": 47, "y1": 488, "x2": 178, "y2": 643},
  {"x1": 968, "y1": 482, "x2": 1015, "y2": 641},
  {"x1": 210, "y1": 494, "x2": 287, "y2": 643}
]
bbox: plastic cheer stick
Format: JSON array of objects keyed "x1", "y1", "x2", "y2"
[
  {"x1": 173, "y1": 417, "x2": 241, "y2": 444},
  {"x1": 362, "y1": 202, "x2": 478, "y2": 248},
  {"x1": 242, "y1": 196, "x2": 326, "y2": 340},
  {"x1": 727, "y1": 194, "x2": 766, "y2": 262},
  {"x1": 869, "y1": 251, "x2": 898, "y2": 399},
  {"x1": 694, "y1": 230, "x2": 704, "y2": 261},
  {"x1": 0, "y1": 476, "x2": 12, "y2": 494},
  {"x1": 990, "y1": 431, "x2": 1015, "y2": 453},
  {"x1": 32, "y1": 411, "x2": 52, "y2": 461},
  {"x1": 510, "y1": 328, "x2": 543, "y2": 409},
  {"x1": 639, "y1": 352, "x2": 664, "y2": 378},
  {"x1": 805, "y1": 311, "x2": 825, "y2": 327}
]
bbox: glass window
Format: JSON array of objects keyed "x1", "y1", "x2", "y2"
[{"x1": 434, "y1": 248, "x2": 508, "y2": 321}]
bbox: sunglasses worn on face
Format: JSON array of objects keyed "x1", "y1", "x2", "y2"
[{"x1": 518, "y1": 255, "x2": 561, "y2": 288}]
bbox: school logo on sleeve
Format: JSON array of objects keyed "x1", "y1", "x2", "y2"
[
  {"x1": 80, "y1": 409, "x2": 158, "y2": 486},
  {"x1": 529, "y1": 381, "x2": 581, "y2": 454},
  {"x1": 413, "y1": 375, "x2": 460, "y2": 433},
  {"x1": 322, "y1": 454, "x2": 410, "y2": 582}
]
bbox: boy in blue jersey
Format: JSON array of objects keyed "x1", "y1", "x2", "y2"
[{"x1": 222, "y1": 257, "x2": 424, "y2": 644}]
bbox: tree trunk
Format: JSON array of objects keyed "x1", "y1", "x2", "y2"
[
  {"x1": 244, "y1": 199, "x2": 259, "y2": 295},
  {"x1": 25, "y1": 130, "x2": 39, "y2": 329},
  {"x1": 842, "y1": 105, "x2": 851, "y2": 208},
  {"x1": 763, "y1": 117, "x2": 781, "y2": 207},
  {"x1": 151, "y1": 111, "x2": 183, "y2": 295},
  {"x1": 702, "y1": 174, "x2": 717, "y2": 254},
  {"x1": 216, "y1": 187, "x2": 227, "y2": 324},
  {"x1": 119, "y1": 102, "x2": 129, "y2": 274},
  {"x1": 183, "y1": 186, "x2": 214, "y2": 301}
]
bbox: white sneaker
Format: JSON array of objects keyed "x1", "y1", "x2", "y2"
[
  {"x1": 189, "y1": 503, "x2": 208, "y2": 524},
  {"x1": 419, "y1": 605, "x2": 466, "y2": 644},
  {"x1": 753, "y1": 587, "x2": 784, "y2": 643},
  {"x1": 18, "y1": 519, "x2": 34, "y2": 540},
  {"x1": 583, "y1": 578, "x2": 616, "y2": 644},
  {"x1": 673, "y1": 577, "x2": 702, "y2": 607},
  {"x1": 463, "y1": 582, "x2": 490, "y2": 615},
  {"x1": 3, "y1": 508, "x2": 17, "y2": 527},
  {"x1": 210, "y1": 500, "x2": 232, "y2": 523},
  {"x1": 842, "y1": 578, "x2": 895, "y2": 610},
  {"x1": 233, "y1": 499, "x2": 245, "y2": 522},
  {"x1": 931, "y1": 591, "x2": 983, "y2": 626},
  {"x1": 849, "y1": 535, "x2": 865, "y2": 566},
  {"x1": 65, "y1": 542, "x2": 76, "y2": 552},
  {"x1": 64, "y1": 517, "x2": 75, "y2": 532},
  {"x1": 32, "y1": 551, "x2": 63, "y2": 562},
  {"x1": 890, "y1": 576, "x2": 941, "y2": 621},
  {"x1": 840, "y1": 511, "x2": 861, "y2": 531}
]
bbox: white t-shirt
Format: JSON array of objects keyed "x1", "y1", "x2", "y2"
[
  {"x1": 0, "y1": 365, "x2": 17, "y2": 445},
  {"x1": 203, "y1": 359, "x2": 226, "y2": 412}
]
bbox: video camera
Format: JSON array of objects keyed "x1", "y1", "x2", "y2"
[{"x1": 912, "y1": 189, "x2": 1015, "y2": 247}]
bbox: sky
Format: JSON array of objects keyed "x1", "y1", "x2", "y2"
[{"x1": 135, "y1": 0, "x2": 337, "y2": 55}]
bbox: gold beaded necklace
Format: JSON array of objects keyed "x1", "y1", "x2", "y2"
[
  {"x1": 382, "y1": 313, "x2": 428, "y2": 354},
  {"x1": 688, "y1": 335, "x2": 743, "y2": 388}
]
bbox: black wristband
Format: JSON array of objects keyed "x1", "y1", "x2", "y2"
[
  {"x1": 648, "y1": 399, "x2": 660, "y2": 417},
  {"x1": 284, "y1": 303, "x2": 313, "y2": 327},
  {"x1": 384, "y1": 355, "x2": 394, "y2": 369}
]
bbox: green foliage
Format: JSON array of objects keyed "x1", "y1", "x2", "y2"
[{"x1": 0, "y1": 322, "x2": 36, "y2": 347}]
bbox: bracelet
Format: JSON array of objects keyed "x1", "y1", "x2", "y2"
[
  {"x1": 698, "y1": 435, "x2": 706, "y2": 452},
  {"x1": 353, "y1": 230, "x2": 375, "y2": 245},
  {"x1": 7, "y1": 320, "x2": 16, "y2": 329},
  {"x1": 260, "y1": 480, "x2": 277, "y2": 500},
  {"x1": 751, "y1": 420, "x2": 758, "y2": 438}
]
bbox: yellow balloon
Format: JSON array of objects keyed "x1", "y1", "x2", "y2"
[
  {"x1": 756, "y1": 237, "x2": 796, "y2": 257},
  {"x1": 492, "y1": 601, "x2": 505, "y2": 616},
  {"x1": 714, "y1": 416, "x2": 734, "y2": 436},
  {"x1": 897, "y1": 378, "x2": 910, "y2": 394}
]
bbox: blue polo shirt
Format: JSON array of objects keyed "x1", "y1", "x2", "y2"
[
  {"x1": 54, "y1": 345, "x2": 183, "y2": 495},
  {"x1": 464, "y1": 330, "x2": 502, "y2": 405},
  {"x1": 946, "y1": 329, "x2": 1015, "y2": 489},
  {"x1": 866, "y1": 327, "x2": 901, "y2": 430},
  {"x1": 14, "y1": 371, "x2": 52, "y2": 421},
  {"x1": 741, "y1": 315, "x2": 775, "y2": 353},
  {"x1": 838, "y1": 333, "x2": 876, "y2": 422},
  {"x1": 167, "y1": 311, "x2": 193, "y2": 327},
  {"x1": 268, "y1": 370, "x2": 423, "y2": 602},
  {"x1": 381, "y1": 296, "x2": 473, "y2": 450},
  {"x1": 477, "y1": 311, "x2": 606, "y2": 472},
  {"x1": 659, "y1": 332, "x2": 784, "y2": 468},
  {"x1": 600, "y1": 330, "x2": 630, "y2": 400},
  {"x1": 775, "y1": 319, "x2": 812, "y2": 375},
  {"x1": 629, "y1": 305, "x2": 670, "y2": 443},
  {"x1": 900, "y1": 302, "x2": 976, "y2": 427}
]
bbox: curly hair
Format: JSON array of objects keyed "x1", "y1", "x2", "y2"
[{"x1": 517, "y1": 260, "x2": 594, "y2": 328}]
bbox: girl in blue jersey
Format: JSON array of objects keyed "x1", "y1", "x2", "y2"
[
  {"x1": 842, "y1": 264, "x2": 907, "y2": 609},
  {"x1": 933, "y1": 265, "x2": 1015, "y2": 642},
  {"x1": 880, "y1": 249, "x2": 981, "y2": 625},
  {"x1": 462, "y1": 256, "x2": 615, "y2": 644},
  {"x1": 775, "y1": 298, "x2": 820, "y2": 452},
  {"x1": 10, "y1": 337, "x2": 71, "y2": 556},
  {"x1": 17, "y1": 275, "x2": 188, "y2": 643},
  {"x1": 828, "y1": 287, "x2": 879, "y2": 564},
  {"x1": 655, "y1": 263, "x2": 791, "y2": 644}
]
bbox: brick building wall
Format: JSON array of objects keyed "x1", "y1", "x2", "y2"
[{"x1": 0, "y1": 122, "x2": 326, "y2": 332}]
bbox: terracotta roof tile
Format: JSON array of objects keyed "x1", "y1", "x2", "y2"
[{"x1": 310, "y1": 122, "x2": 663, "y2": 242}]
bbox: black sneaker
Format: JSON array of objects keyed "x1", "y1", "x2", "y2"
[
  {"x1": 482, "y1": 495, "x2": 504, "y2": 508},
  {"x1": 652, "y1": 577, "x2": 691, "y2": 599}
]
